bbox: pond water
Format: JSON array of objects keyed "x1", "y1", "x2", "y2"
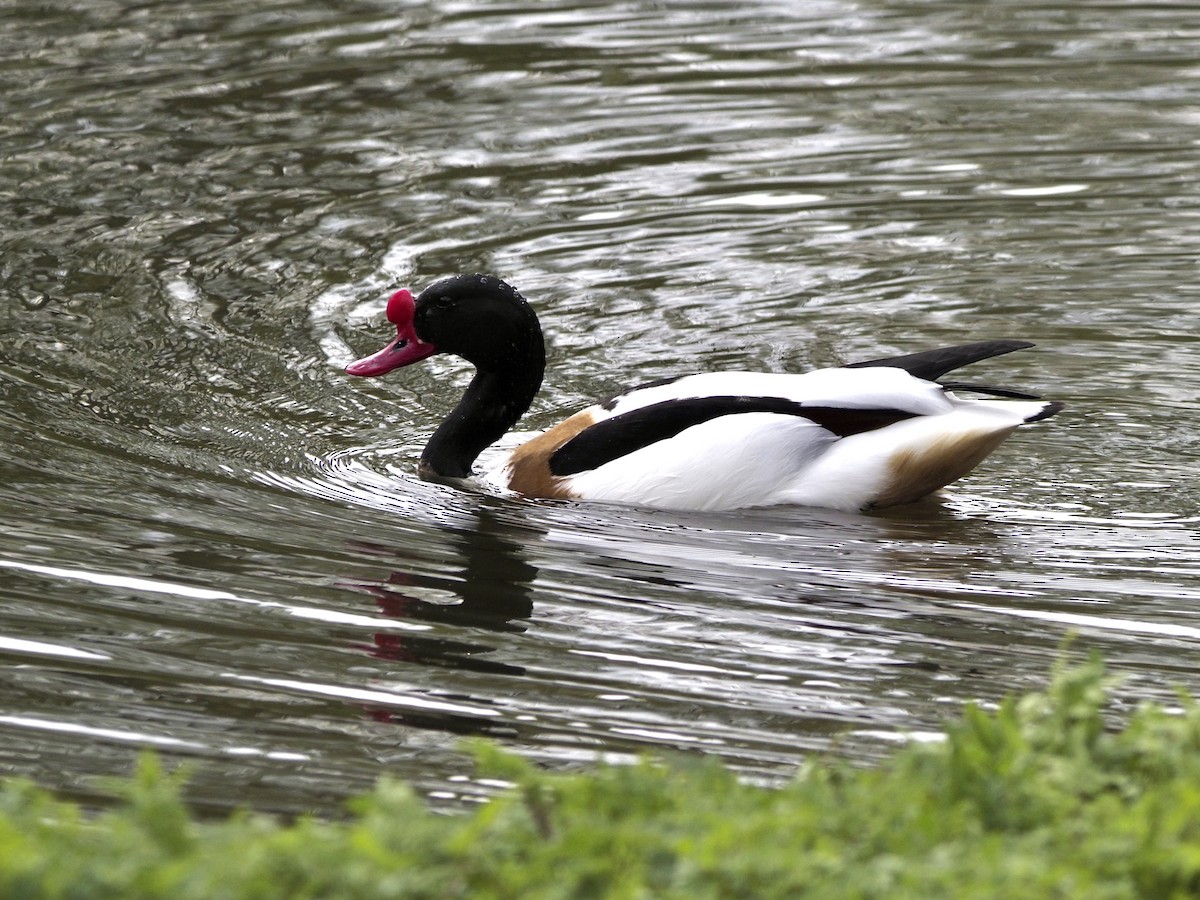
[{"x1": 2, "y1": 0, "x2": 1200, "y2": 814}]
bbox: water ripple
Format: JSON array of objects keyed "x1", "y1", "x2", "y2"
[{"x1": 2, "y1": 0, "x2": 1199, "y2": 813}]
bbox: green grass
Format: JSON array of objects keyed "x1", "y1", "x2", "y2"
[{"x1": 5, "y1": 655, "x2": 1200, "y2": 898}]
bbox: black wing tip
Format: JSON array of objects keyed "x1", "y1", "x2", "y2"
[
  {"x1": 846, "y1": 339, "x2": 1039, "y2": 381},
  {"x1": 939, "y1": 381, "x2": 1043, "y2": 400},
  {"x1": 991, "y1": 339, "x2": 1035, "y2": 352},
  {"x1": 951, "y1": 339, "x2": 1035, "y2": 352}
]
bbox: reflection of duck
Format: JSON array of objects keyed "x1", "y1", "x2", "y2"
[
  {"x1": 345, "y1": 506, "x2": 536, "y2": 732},
  {"x1": 348, "y1": 505, "x2": 534, "y2": 677},
  {"x1": 347, "y1": 275, "x2": 1061, "y2": 512}
]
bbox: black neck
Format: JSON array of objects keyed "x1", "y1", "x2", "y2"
[{"x1": 420, "y1": 356, "x2": 544, "y2": 479}]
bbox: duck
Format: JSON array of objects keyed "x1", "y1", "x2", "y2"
[{"x1": 345, "y1": 274, "x2": 1062, "y2": 513}]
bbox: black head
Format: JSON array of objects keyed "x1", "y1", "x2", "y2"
[
  {"x1": 412, "y1": 274, "x2": 543, "y2": 372},
  {"x1": 346, "y1": 273, "x2": 545, "y2": 381},
  {"x1": 345, "y1": 274, "x2": 548, "y2": 479}
]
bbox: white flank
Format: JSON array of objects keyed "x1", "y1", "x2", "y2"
[
  {"x1": 563, "y1": 413, "x2": 838, "y2": 511},
  {"x1": 549, "y1": 370, "x2": 1054, "y2": 512}
]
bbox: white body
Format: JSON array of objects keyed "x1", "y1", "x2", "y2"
[{"x1": 490, "y1": 368, "x2": 1054, "y2": 512}]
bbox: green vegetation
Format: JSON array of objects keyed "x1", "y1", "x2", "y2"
[{"x1": 4, "y1": 656, "x2": 1200, "y2": 898}]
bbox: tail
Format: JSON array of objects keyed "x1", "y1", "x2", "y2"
[{"x1": 1022, "y1": 401, "x2": 1064, "y2": 423}]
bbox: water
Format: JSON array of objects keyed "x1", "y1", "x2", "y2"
[{"x1": 2, "y1": 0, "x2": 1199, "y2": 814}]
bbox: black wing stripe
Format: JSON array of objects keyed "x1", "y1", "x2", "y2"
[
  {"x1": 549, "y1": 396, "x2": 917, "y2": 477},
  {"x1": 598, "y1": 374, "x2": 686, "y2": 411}
]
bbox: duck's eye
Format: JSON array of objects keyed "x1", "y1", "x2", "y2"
[{"x1": 434, "y1": 295, "x2": 453, "y2": 310}]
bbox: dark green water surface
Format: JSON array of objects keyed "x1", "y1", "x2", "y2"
[{"x1": 2, "y1": 1, "x2": 1199, "y2": 812}]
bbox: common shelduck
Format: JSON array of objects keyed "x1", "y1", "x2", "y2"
[{"x1": 346, "y1": 274, "x2": 1062, "y2": 512}]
